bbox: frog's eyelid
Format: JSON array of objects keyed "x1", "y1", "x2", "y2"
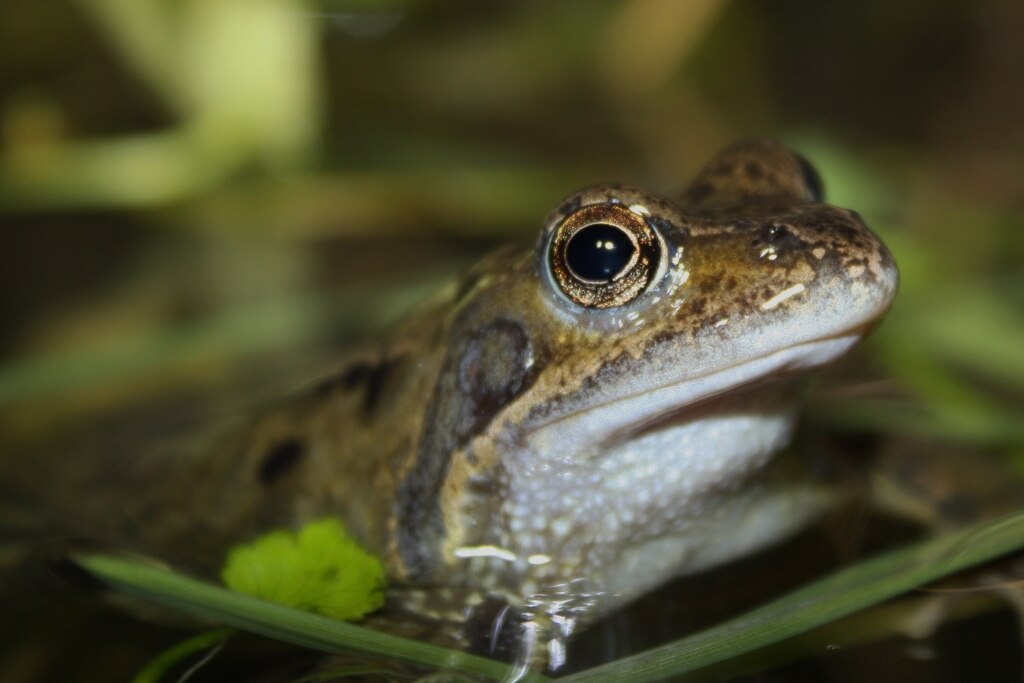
[
  {"x1": 793, "y1": 153, "x2": 825, "y2": 202},
  {"x1": 679, "y1": 141, "x2": 828, "y2": 210}
]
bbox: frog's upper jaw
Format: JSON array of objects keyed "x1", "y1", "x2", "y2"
[{"x1": 525, "y1": 330, "x2": 863, "y2": 451}]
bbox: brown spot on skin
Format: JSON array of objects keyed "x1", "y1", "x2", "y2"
[
  {"x1": 309, "y1": 356, "x2": 409, "y2": 419},
  {"x1": 648, "y1": 329, "x2": 676, "y2": 346},
  {"x1": 751, "y1": 224, "x2": 807, "y2": 255},
  {"x1": 847, "y1": 256, "x2": 869, "y2": 269},
  {"x1": 466, "y1": 475, "x2": 499, "y2": 496},
  {"x1": 258, "y1": 438, "x2": 306, "y2": 485},
  {"x1": 360, "y1": 360, "x2": 396, "y2": 417},
  {"x1": 311, "y1": 356, "x2": 407, "y2": 418},
  {"x1": 681, "y1": 140, "x2": 823, "y2": 211},
  {"x1": 697, "y1": 278, "x2": 718, "y2": 294},
  {"x1": 837, "y1": 224, "x2": 857, "y2": 240},
  {"x1": 556, "y1": 194, "x2": 583, "y2": 219},
  {"x1": 456, "y1": 320, "x2": 534, "y2": 419},
  {"x1": 340, "y1": 361, "x2": 373, "y2": 389},
  {"x1": 310, "y1": 359, "x2": 374, "y2": 396}
]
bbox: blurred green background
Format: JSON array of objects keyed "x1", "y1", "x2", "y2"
[
  {"x1": 1, "y1": 0, "x2": 1022, "y2": 448},
  {"x1": 1, "y1": 1, "x2": 1024, "y2": 680}
]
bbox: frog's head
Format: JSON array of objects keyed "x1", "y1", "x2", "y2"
[
  {"x1": 526, "y1": 140, "x2": 898, "y2": 425},
  {"x1": 395, "y1": 142, "x2": 897, "y2": 606}
]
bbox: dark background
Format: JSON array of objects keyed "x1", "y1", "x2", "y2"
[{"x1": 1, "y1": 1, "x2": 1022, "y2": 680}]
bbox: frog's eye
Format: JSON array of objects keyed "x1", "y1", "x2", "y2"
[{"x1": 548, "y1": 203, "x2": 661, "y2": 308}]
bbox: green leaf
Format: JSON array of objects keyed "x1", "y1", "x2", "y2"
[
  {"x1": 76, "y1": 511, "x2": 1024, "y2": 683},
  {"x1": 221, "y1": 518, "x2": 385, "y2": 621},
  {"x1": 131, "y1": 629, "x2": 232, "y2": 683},
  {"x1": 76, "y1": 554, "x2": 541, "y2": 682}
]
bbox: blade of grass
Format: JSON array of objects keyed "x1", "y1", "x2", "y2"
[
  {"x1": 76, "y1": 512, "x2": 1024, "y2": 682},
  {"x1": 77, "y1": 554, "x2": 546, "y2": 682},
  {"x1": 705, "y1": 585, "x2": 1011, "y2": 681},
  {"x1": 131, "y1": 628, "x2": 232, "y2": 683},
  {"x1": 562, "y1": 511, "x2": 1024, "y2": 682}
]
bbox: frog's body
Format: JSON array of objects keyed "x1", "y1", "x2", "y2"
[{"x1": 7, "y1": 141, "x2": 898, "y2": 668}]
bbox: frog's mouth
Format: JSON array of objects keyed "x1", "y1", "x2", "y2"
[{"x1": 527, "y1": 326, "x2": 869, "y2": 446}]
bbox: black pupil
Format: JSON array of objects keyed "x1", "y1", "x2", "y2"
[{"x1": 564, "y1": 223, "x2": 635, "y2": 282}]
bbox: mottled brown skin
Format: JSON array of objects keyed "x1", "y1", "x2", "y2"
[
  {"x1": 372, "y1": 144, "x2": 895, "y2": 658},
  {"x1": 8, "y1": 141, "x2": 901, "y2": 667}
]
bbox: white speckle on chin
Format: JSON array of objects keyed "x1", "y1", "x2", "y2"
[
  {"x1": 454, "y1": 545, "x2": 517, "y2": 562},
  {"x1": 551, "y1": 517, "x2": 571, "y2": 538},
  {"x1": 760, "y1": 283, "x2": 806, "y2": 310}
]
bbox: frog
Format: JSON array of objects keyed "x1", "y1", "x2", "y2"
[{"x1": 4, "y1": 140, "x2": 898, "y2": 672}]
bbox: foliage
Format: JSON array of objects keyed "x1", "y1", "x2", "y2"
[
  {"x1": 221, "y1": 518, "x2": 386, "y2": 621},
  {"x1": 81, "y1": 510, "x2": 1024, "y2": 682}
]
